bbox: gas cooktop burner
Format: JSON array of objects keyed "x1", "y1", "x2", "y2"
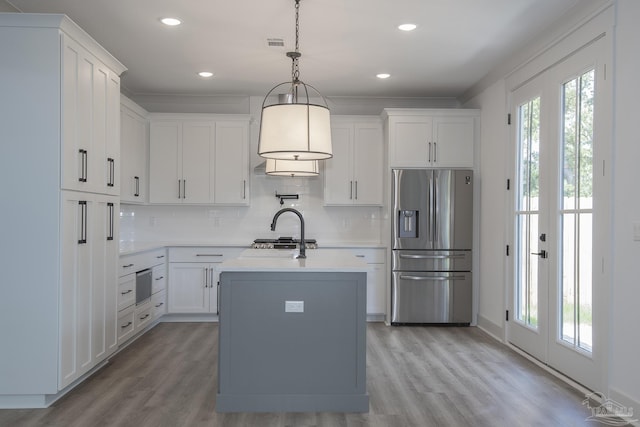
[{"x1": 252, "y1": 237, "x2": 317, "y2": 249}]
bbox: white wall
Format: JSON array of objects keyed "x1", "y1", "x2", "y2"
[
  {"x1": 464, "y1": 0, "x2": 640, "y2": 411},
  {"x1": 609, "y1": 0, "x2": 640, "y2": 411},
  {"x1": 464, "y1": 80, "x2": 508, "y2": 339}
]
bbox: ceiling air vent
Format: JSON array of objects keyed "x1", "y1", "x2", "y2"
[{"x1": 267, "y1": 38, "x2": 285, "y2": 47}]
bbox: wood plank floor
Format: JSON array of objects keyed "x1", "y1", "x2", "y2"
[{"x1": 0, "y1": 323, "x2": 601, "y2": 427}]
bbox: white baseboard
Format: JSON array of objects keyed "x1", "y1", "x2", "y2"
[{"x1": 476, "y1": 314, "x2": 504, "y2": 341}]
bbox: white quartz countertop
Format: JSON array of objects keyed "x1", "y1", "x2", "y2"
[
  {"x1": 119, "y1": 241, "x2": 385, "y2": 256},
  {"x1": 217, "y1": 249, "x2": 369, "y2": 272}
]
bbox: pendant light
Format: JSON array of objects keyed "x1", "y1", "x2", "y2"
[
  {"x1": 265, "y1": 159, "x2": 319, "y2": 177},
  {"x1": 258, "y1": 0, "x2": 332, "y2": 161}
]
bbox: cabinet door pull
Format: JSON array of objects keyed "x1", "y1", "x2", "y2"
[
  {"x1": 196, "y1": 254, "x2": 223, "y2": 257},
  {"x1": 355, "y1": 181, "x2": 358, "y2": 200},
  {"x1": 349, "y1": 181, "x2": 353, "y2": 200},
  {"x1": 107, "y1": 202, "x2": 114, "y2": 241},
  {"x1": 243, "y1": 180, "x2": 246, "y2": 199},
  {"x1": 121, "y1": 321, "x2": 132, "y2": 329},
  {"x1": 79, "y1": 149, "x2": 88, "y2": 182},
  {"x1": 183, "y1": 179, "x2": 186, "y2": 199},
  {"x1": 155, "y1": 276, "x2": 164, "y2": 281},
  {"x1": 121, "y1": 289, "x2": 133, "y2": 295},
  {"x1": 123, "y1": 263, "x2": 134, "y2": 268},
  {"x1": 433, "y1": 142, "x2": 437, "y2": 162},
  {"x1": 140, "y1": 314, "x2": 150, "y2": 320},
  {"x1": 428, "y1": 142, "x2": 432, "y2": 163},
  {"x1": 107, "y1": 158, "x2": 115, "y2": 187},
  {"x1": 178, "y1": 179, "x2": 181, "y2": 199},
  {"x1": 134, "y1": 176, "x2": 140, "y2": 197},
  {"x1": 156, "y1": 255, "x2": 165, "y2": 259},
  {"x1": 204, "y1": 267, "x2": 209, "y2": 288},
  {"x1": 78, "y1": 201, "x2": 87, "y2": 244},
  {"x1": 155, "y1": 302, "x2": 164, "y2": 308}
]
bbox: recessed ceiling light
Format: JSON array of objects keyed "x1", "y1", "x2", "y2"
[
  {"x1": 376, "y1": 73, "x2": 391, "y2": 79},
  {"x1": 198, "y1": 71, "x2": 213, "y2": 78},
  {"x1": 161, "y1": 17, "x2": 182, "y2": 26},
  {"x1": 398, "y1": 23, "x2": 417, "y2": 31}
]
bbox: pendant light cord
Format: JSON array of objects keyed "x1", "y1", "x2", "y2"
[{"x1": 291, "y1": 0, "x2": 301, "y2": 83}]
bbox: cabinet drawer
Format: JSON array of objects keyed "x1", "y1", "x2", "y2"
[
  {"x1": 118, "y1": 274, "x2": 136, "y2": 311},
  {"x1": 134, "y1": 301, "x2": 153, "y2": 332},
  {"x1": 152, "y1": 264, "x2": 166, "y2": 293},
  {"x1": 119, "y1": 248, "x2": 166, "y2": 277},
  {"x1": 152, "y1": 290, "x2": 167, "y2": 319},
  {"x1": 318, "y1": 248, "x2": 386, "y2": 264},
  {"x1": 117, "y1": 306, "x2": 135, "y2": 343},
  {"x1": 168, "y1": 246, "x2": 244, "y2": 263},
  {"x1": 350, "y1": 248, "x2": 386, "y2": 264}
]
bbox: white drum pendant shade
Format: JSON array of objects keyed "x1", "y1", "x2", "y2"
[
  {"x1": 258, "y1": 103, "x2": 332, "y2": 161},
  {"x1": 265, "y1": 158, "x2": 319, "y2": 177}
]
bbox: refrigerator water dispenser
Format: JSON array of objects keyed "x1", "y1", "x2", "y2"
[{"x1": 398, "y1": 210, "x2": 418, "y2": 238}]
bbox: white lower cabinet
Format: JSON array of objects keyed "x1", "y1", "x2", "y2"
[
  {"x1": 134, "y1": 300, "x2": 153, "y2": 332},
  {"x1": 59, "y1": 191, "x2": 119, "y2": 389},
  {"x1": 152, "y1": 290, "x2": 167, "y2": 319},
  {"x1": 318, "y1": 247, "x2": 386, "y2": 317},
  {"x1": 168, "y1": 263, "x2": 218, "y2": 313},
  {"x1": 117, "y1": 248, "x2": 166, "y2": 344},
  {"x1": 117, "y1": 305, "x2": 135, "y2": 343},
  {"x1": 167, "y1": 247, "x2": 244, "y2": 315}
]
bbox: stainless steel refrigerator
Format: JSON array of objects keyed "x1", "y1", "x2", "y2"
[{"x1": 391, "y1": 169, "x2": 473, "y2": 324}]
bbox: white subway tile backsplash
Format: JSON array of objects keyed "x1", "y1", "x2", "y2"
[{"x1": 120, "y1": 176, "x2": 383, "y2": 246}]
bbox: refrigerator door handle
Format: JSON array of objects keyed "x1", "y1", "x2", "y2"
[
  {"x1": 399, "y1": 253, "x2": 465, "y2": 259},
  {"x1": 399, "y1": 275, "x2": 466, "y2": 281},
  {"x1": 433, "y1": 174, "x2": 438, "y2": 245}
]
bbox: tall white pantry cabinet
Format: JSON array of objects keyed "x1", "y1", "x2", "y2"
[{"x1": 0, "y1": 14, "x2": 126, "y2": 408}]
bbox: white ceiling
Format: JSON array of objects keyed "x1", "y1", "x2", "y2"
[{"x1": 7, "y1": 0, "x2": 581, "y2": 99}]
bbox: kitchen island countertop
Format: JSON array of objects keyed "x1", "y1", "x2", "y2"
[{"x1": 217, "y1": 248, "x2": 369, "y2": 272}]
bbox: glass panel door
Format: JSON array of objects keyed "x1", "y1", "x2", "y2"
[
  {"x1": 508, "y1": 37, "x2": 609, "y2": 392},
  {"x1": 508, "y1": 80, "x2": 549, "y2": 362},
  {"x1": 546, "y1": 37, "x2": 609, "y2": 391}
]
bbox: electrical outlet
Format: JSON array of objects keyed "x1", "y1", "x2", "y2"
[{"x1": 285, "y1": 300, "x2": 304, "y2": 313}]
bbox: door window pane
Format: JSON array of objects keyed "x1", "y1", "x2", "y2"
[
  {"x1": 515, "y1": 97, "x2": 541, "y2": 328},
  {"x1": 560, "y1": 69, "x2": 594, "y2": 352}
]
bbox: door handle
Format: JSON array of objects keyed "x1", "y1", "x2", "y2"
[{"x1": 531, "y1": 250, "x2": 548, "y2": 259}]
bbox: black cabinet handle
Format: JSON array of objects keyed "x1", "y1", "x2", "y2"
[
  {"x1": 121, "y1": 289, "x2": 133, "y2": 295},
  {"x1": 155, "y1": 276, "x2": 164, "y2": 281},
  {"x1": 140, "y1": 314, "x2": 150, "y2": 321},
  {"x1": 107, "y1": 158, "x2": 115, "y2": 187},
  {"x1": 107, "y1": 202, "x2": 114, "y2": 241},
  {"x1": 78, "y1": 149, "x2": 88, "y2": 182},
  {"x1": 123, "y1": 263, "x2": 134, "y2": 268},
  {"x1": 78, "y1": 201, "x2": 87, "y2": 244},
  {"x1": 121, "y1": 321, "x2": 132, "y2": 329},
  {"x1": 134, "y1": 176, "x2": 140, "y2": 197}
]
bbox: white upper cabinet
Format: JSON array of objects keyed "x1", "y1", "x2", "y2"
[
  {"x1": 214, "y1": 121, "x2": 249, "y2": 204},
  {"x1": 324, "y1": 117, "x2": 383, "y2": 206},
  {"x1": 384, "y1": 109, "x2": 478, "y2": 168},
  {"x1": 149, "y1": 115, "x2": 249, "y2": 205},
  {"x1": 120, "y1": 96, "x2": 148, "y2": 203},
  {"x1": 61, "y1": 35, "x2": 121, "y2": 195}
]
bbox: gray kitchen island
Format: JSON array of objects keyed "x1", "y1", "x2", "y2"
[{"x1": 216, "y1": 249, "x2": 369, "y2": 413}]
